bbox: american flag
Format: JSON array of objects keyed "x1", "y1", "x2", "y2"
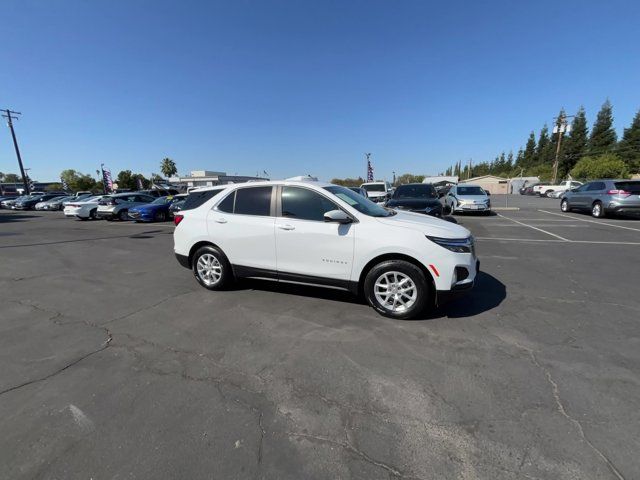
[
  {"x1": 366, "y1": 154, "x2": 374, "y2": 182},
  {"x1": 101, "y1": 165, "x2": 113, "y2": 193},
  {"x1": 61, "y1": 177, "x2": 69, "y2": 191},
  {"x1": 136, "y1": 178, "x2": 143, "y2": 190}
]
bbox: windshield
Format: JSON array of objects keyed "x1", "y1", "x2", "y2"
[
  {"x1": 393, "y1": 184, "x2": 436, "y2": 199},
  {"x1": 151, "y1": 196, "x2": 172, "y2": 205},
  {"x1": 457, "y1": 186, "x2": 486, "y2": 196},
  {"x1": 324, "y1": 186, "x2": 395, "y2": 217},
  {"x1": 362, "y1": 184, "x2": 386, "y2": 192}
]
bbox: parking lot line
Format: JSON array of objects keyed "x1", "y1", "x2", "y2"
[
  {"x1": 495, "y1": 213, "x2": 570, "y2": 241},
  {"x1": 539, "y1": 210, "x2": 640, "y2": 233},
  {"x1": 475, "y1": 237, "x2": 640, "y2": 245}
]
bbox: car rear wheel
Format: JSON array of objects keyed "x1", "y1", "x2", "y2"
[
  {"x1": 154, "y1": 210, "x2": 166, "y2": 222},
  {"x1": 89, "y1": 209, "x2": 96, "y2": 220},
  {"x1": 364, "y1": 260, "x2": 430, "y2": 319},
  {"x1": 560, "y1": 199, "x2": 570, "y2": 212},
  {"x1": 192, "y1": 245, "x2": 232, "y2": 290},
  {"x1": 544, "y1": 190, "x2": 553, "y2": 197},
  {"x1": 592, "y1": 201, "x2": 605, "y2": 218},
  {"x1": 118, "y1": 209, "x2": 129, "y2": 221}
]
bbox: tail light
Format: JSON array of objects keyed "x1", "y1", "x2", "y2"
[
  {"x1": 607, "y1": 189, "x2": 631, "y2": 198},
  {"x1": 174, "y1": 214, "x2": 184, "y2": 226}
]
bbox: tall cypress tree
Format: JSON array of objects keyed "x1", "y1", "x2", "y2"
[
  {"x1": 617, "y1": 109, "x2": 640, "y2": 172},
  {"x1": 515, "y1": 148, "x2": 524, "y2": 169},
  {"x1": 506, "y1": 151, "x2": 514, "y2": 172},
  {"x1": 536, "y1": 124, "x2": 551, "y2": 165},
  {"x1": 560, "y1": 106, "x2": 588, "y2": 177},
  {"x1": 588, "y1": 99, "x2": 617, "y2": 155},
  {"x1": 522, "y1": 132, "x2": 537, "y2": 168}
]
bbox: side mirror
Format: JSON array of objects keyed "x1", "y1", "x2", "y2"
[
  {"x1": 324, "y1": 209, "x2": 352, "y2": 224},
  {"x1": 485, "y1": 190, "x2": 491, "y2": 196}
]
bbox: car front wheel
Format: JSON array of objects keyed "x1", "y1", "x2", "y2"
[
  {"x1": 560, "y1": 199, "x2": 570, "y2": 212},
  {"x1": 192, "y1": 245, "x2": 232, "y2": 290},
  {"x1": 364, "y1": 260, "x2": 430, "y2": 319},
  {"x1": 592, "y1": 201, "x2": 605, "y2": 218}
]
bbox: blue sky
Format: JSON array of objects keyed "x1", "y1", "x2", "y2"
[{"x1": 1, "y1": 0, "x2": 639, "y2": 182}]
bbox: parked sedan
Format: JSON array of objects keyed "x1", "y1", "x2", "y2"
[
  {"x1": 14, "y1": 194, "x2": 65, "y2": 210},
  {"x1": 560, "y1": 179, "x2": 640, "y2": 218},
  {"x1": 128, "y1": 196, "x2": 180, "y2": 222},
  {"x1": 385, "y1": 183, "x2": 443, "y2": 217},
  {"x1": 445, "y1": 185, "x2": 491, "y2": 214},
  {"x1": 63, "y1": 196, "x2": 105, "y2": 220},
  {"x1": 168, "y1": 194, "x2": 188, "y2": 216},
  {"x1": 96, "y1": 193, "x2": 155, "y2": 221},
  {"x1": 35, "y1": 195, "x2": 73, "y2": 210}
]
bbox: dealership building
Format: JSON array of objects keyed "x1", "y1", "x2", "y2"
[{"x1": 168, "y1": 170, "x2": 266, "y2": 188}]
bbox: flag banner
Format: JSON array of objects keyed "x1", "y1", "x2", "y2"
[
  {"x1": 136, "y1": 178, "x2": 143, "y2": 190},
  {"x1": 367, "y1": 159, "x2": 374, "y2": 182},
  {"x1": 101, "y1": 165, "x2": 114, "y2": 193},
  {"x1": 61, "y1": 177, "x2": 69, "y2": 191}
]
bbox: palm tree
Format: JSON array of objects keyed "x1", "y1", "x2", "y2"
[{"x1": 160, "y1": 158, "x2": 177, "y2": 178}]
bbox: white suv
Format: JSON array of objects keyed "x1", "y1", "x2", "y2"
[{"x1": 173, "y1": 181, "x2": 478, "y2": 319}]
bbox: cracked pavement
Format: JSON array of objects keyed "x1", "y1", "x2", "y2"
[{"x1": 1, "y1": 201, "x2": 639, "y2": 479}]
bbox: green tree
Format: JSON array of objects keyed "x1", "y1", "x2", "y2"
[
  {"x1": 617, "y1": 109, "x2": 640, "y2": 173},
  {"x1": 529, "y1": 163, "x2": 554, "y2": 181},
  {"x1": 588, "y1": 100, "x2": 617, "y2": 155},
  {"x1": 60, "y1": 169, "x2": 96, "y2": 191},
  {"x1": 160, "y1": 158, "x2": 177, "y2": 178},
  {"x1": 570, "y1": 154, "x2": 628, "y2": 180},
  {"x1": 330, "y1": 177, "x2": 365, "y2": 187},
  {"x1": 515, "y1": 148, "x2": 524, "y2": 169},
  {"x1": 116, "y1": 170, "x2": 135, "y2": 190},
  {"x1": 560, "y1": 106, "x2": 588, "y2": 177},
  {"x1": 45, "y1": 183, "x2": 64, "y2": 192},
  {"x1": 131, "y1": 173, "x2": 150, "y2": 190},
  {"x1": 395, "y1": 173, "x2": 425, "y2": 185},
  {"x1": 536, "y1": 124, "x2": 554, "y2": 165},
  {"x1": 4, "y1": 173, "x2": 22, "y2": 183},
  {"x1": 522, "y1": 132, "x2": 537, "y2": 168}
]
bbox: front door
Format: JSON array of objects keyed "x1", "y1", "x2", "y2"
[{"x1": 275, "y1": 186, "x2": 355, "y2": 287}]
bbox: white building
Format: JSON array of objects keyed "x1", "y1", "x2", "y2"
[{"x1": 169, "y1": 170, "x2": 266, "y2": 188}]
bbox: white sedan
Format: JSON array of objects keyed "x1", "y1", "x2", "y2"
[{"x1": 63, "y1": 196, "x2": 105, "y2": 220}]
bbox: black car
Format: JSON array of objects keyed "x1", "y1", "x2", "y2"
[{"x1": 385, "y1": 183, "x2": 443, "y2": 217}]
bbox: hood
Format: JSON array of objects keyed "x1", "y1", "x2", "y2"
[
  {"x1": 456, "y1": 195, "x2": 489, "y2": 203},
  {"x1": 386, "y1": 198, "x2": 441, "y2": 209},
  {"x1": 376, "y1": 210, "x2": 470, "y2": 238}
]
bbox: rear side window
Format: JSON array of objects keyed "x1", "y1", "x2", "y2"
[
  {"x1": 234, "y1": 187, "x2": 272, "y2": 216},
  {"x1": 614, "y1": 181, "x2": 640, "y2": 193},
  {"x1": 282, "y1": 186, "x2": 338, "y2": 221},
  {"x1": 217, "y1": 192, "x2": 235, "y2": 213},
  {"x1": 182, "y1": 189, "x2": 223, "y2": 211}
]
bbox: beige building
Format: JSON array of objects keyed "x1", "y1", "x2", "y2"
[{"x1": 460, "y1": 175, "x2": 510, "y2": 194}]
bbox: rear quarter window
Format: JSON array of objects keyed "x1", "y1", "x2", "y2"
[
  {"x1": 181, "y1": 189, "x2": 224, "y2": 211},
  {"x1": 614, "y1": 181, "x2": 640, "y2": 193}
]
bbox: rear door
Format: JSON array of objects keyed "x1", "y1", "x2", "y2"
[
  {"x1": 207, "y1": 186, "x2": 277, "y2": 274},
  {"x1": 570, "y1": 183, "x2": 590, "y2": 207},
  {"x1": 274, "y1": 186, "x2": 354, "y2": 286},
  {"x1": 585, "y1": 181, "x2": 606, "y2": 206}
]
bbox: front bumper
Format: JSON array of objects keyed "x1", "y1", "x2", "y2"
[
  {"x1": 436, "y1": 260, "x2": 480, "y2": 304},
  {"x1": 453, "y1": 204, "x2": 490, "y2": 212},
  {"x1": 175, "y1": 253, "x2": 190, "y2": 269}
]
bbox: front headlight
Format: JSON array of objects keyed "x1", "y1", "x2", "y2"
[{"x1": 426, "y1": 235, "x2": 474, "y2": 253}]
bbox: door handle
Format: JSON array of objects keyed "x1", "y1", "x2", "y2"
[
  {"x1": 214, "y1": 217, "x2": 227, "y2": 224},
  {"x1": 278, "y1": 224, "x2": 295, "y2": 230}
]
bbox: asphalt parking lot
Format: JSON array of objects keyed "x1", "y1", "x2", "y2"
[{"x1": 1, "y1": 197, "x2": 639, "y2": 480}]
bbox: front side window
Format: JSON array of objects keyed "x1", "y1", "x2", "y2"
[
  {"x1": 282, "y1": 187, "x2": 339, "y2": 221},
  {"x1": 234, "y1": 187, "x2": 272, "y2": 216},
  {"x1": 588, "y1": 182, "x2": 605, "y2": 191}
]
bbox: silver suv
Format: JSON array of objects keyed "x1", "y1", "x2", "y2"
[
  {"x1": 560, "y1": 180, "x2": 640, "y2": 218},
  {"x1": 96, "y1": 193, "x2": 155, "y2": 221}
]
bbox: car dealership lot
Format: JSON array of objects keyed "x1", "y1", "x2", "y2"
[{"x1": 1, "y1": 203, "x2": 639, "y2": 480}]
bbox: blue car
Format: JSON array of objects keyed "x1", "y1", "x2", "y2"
[{"x1": 128, "y1": 196, "x2": 176, "y2": 222}]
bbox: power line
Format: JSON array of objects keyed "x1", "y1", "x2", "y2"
[{"x1": 1, "y1": 109, "x2": 30, "y2": 195}]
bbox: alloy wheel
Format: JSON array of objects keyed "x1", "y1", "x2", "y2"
[
  {"x1": 196, "y1": 253, "x2": 222, "y2": 287},
  {"x1": 373, "y1": 271, "x2": 418, "y2": 313}
]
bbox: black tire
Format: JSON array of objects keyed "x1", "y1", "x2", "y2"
[
  {"x1": 544, "y1": 190, "x2": 553, "y2": 197},
  {"x1": 154, "y1": 210, "x2": 167, "y2": 222},
  {"x1": 118, "y1": 209, "x2": 129, "y2": 221},
  {"x1": 591, "y1": 201, "x2": 605, "y2": 218},
  {"x1": 363, "y1": 260, "x2": 430, "y2": 319},
  {"x1": 192, "y1": 245, "x2": 233, "y2": 290},
  {"x1": 560, "y1": 199, "x2": 571, "y2": 212},
  {"x1": 89, "y1": 209, "x2": 97, "y2": 220}
]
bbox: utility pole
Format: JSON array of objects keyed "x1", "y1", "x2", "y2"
[
  {"x1": 552, "y1": 112, "x2": 572, "y2": 184},
  {"x1": 1, "y1": 109, "x2": 30, "y2": 195}
]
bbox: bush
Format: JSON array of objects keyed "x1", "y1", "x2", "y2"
[{"x1": 570, "y1": 154, "x2": 629, "y2": 180}]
